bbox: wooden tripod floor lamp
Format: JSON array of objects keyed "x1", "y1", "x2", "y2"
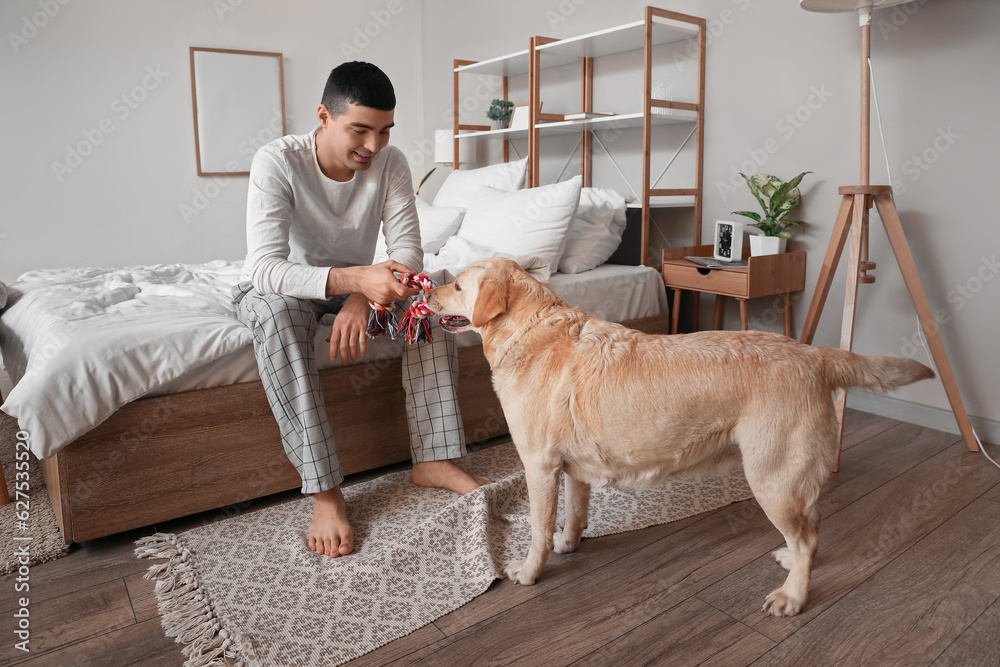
[{"x1": 798, "y1": 0, "x2": 979, "y2": 469}]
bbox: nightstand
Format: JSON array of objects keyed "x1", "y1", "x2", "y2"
[{"x1": 661, "y1": 245, "x2": 806, "y2": 336}]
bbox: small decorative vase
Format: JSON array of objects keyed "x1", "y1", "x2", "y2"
[
  {"x1": 749, "y1": 235, "x2": 787, "y2": 256},
  {"x1": 491, "y1": 118, "x2": 506, "y2": 131}
]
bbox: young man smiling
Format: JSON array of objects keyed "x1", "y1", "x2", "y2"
[{"x1": 233, "y1": 62, "x2": 488, "y2": 558}]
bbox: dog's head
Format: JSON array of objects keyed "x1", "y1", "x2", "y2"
[{"x1": 427, "y1": 257, "x2": 530, "y2": 334}]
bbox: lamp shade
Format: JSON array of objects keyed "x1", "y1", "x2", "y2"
[{"x1": 434, "y1": 129, "x2": 476, "y2": 166}]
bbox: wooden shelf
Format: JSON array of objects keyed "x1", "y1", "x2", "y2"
[
  {"x1": 452, "y1": 6, "x2": 706, "y2": 271},
  {"x1": 535, "y1": 17, "x2": 697, "y2": 59},
  {"x1": 535, "y1": 110, "x2": 697, "y2": 135},
  {"x1": 629, "y1": 196, "x2": 696, "y2": 209},
  {"x1": 455, "y1": 110, "x2": 697, "y2": 141},
  {"x1": 454, "y1": 49, "x2": 531, "y2": 77},
  {"x1": 455, "y1": 126, "x2": 529, "y2": 140},
  {"x1": 453, "y1": 17, "x2": 696, "y2": 76}
]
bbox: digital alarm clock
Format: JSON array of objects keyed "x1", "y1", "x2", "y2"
[{"x1": 713, "y1": 220, "x2": 762, "y2": 262}]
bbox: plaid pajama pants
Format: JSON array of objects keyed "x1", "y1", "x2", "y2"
[{"x1": 232, "y1": 282, "x2": 466, "y2": 494}]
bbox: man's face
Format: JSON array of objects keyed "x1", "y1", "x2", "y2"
[{"x1": 316, "y1": 102, "x2": 394, "y2": 180}]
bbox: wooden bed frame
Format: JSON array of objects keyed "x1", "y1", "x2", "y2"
[{"x1": 29, "y1": 314, "x2": 669, "y2": 544}]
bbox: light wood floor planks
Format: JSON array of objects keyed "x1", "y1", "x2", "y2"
[{"x1": 1, "y1": 409, "x2": 998, "y2": 666}]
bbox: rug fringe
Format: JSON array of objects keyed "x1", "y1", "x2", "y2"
[{"x1": 135, "y1": 532, "x2": 256, "y2": 667}]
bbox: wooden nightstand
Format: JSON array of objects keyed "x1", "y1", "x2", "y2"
[{"x1": 661, "y1": 245, "x2": 806, "y2": 336}]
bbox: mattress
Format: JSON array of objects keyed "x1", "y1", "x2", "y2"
[
  {"x1": 0, "y1": 261, "x2": 665, "y2": 458},
  {"x1": 150, "y1": 263, "x2": 669, "y2": 397}
]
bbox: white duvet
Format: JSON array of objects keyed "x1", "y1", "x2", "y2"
[{"x1": 0, "y1": 261, "x2": 252, "y2": 459}]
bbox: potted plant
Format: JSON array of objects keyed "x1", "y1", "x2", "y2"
[
  {"x1": 486, "y1": 99, "x2": 514, "y2": 131},
  {"x1": 415, "y1": 167, "x2": 435, "y2": 196},
  {"x1": 733, "y1": 171, "x2": 811, "y2": 256}
]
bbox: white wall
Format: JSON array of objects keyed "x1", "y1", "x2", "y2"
[
  {"x1": 0, "y1": 0, "x2": 427, "y2": 278},
  {"x1": 2, "y1": 0, "x2": 998, "y2": 434}
]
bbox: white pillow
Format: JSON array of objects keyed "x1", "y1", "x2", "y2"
[
  {"x1": 457, "y1": 176, "x2": 582, "y2": 276},
  {"x1": 558, "y1": 187, "x2": 628, "y2": 274},
  {"x1": 373, "y1": 198, "x2": 466, "y2": 262},
  {"x1": 415, "y1": 198, "x2": 465, "y2": 255},
  {"x1": 432, "y1": 158, "x2": 527, "y2": 209}
]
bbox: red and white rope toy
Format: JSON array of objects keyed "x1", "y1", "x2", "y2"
[{"x1": 366, "y1": 273, "x2": 436, "y2": 344}]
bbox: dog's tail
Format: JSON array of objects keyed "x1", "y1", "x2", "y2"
[{"x1": 821, "y1": 348, "x2": 935, "y2": 393}]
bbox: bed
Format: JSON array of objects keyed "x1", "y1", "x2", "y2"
[{"x1": 0, "y1": 160, "x2": 671, "y2": 543}]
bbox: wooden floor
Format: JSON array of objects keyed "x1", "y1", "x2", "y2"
[{"x1": 2, "y1": 409, "x2": 999, "y2": 667}]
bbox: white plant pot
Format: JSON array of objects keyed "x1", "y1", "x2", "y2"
[
  {"x1": 749, "y1": 235, "x2": 787, "y2": 256},
  {"x1": 491, "y1": 119, "x2": 507, "y2": 131}
]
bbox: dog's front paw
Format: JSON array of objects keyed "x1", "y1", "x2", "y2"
[
  {"x1": 762, "y1": 588, "x2": 805, "y2": 617},
  {"x1": 504, "y1": 561, "x2": 538, "y2": 585},
  {"x1": 552, "y1": 531, "x2": 580, "y2": 554}
]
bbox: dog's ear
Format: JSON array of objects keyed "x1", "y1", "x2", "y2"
[{"x1": 472, "y1": 278, "x2": 508, "y2": 328}]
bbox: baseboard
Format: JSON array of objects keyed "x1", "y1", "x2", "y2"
[{"x1": 846, "y1": 392, "x2": 1000, "y2": 447}]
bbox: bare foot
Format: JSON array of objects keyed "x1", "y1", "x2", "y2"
[
  {"x1": 308, "y1": 487, "x2": 354, "y2": 557},
  {"x1": 411, "y1": 459, "x2": 492, "y2": 495}
]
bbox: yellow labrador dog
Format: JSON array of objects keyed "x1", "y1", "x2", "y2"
[{"x1": 427, "y1": 257, "x2": 934, "y2": 617}]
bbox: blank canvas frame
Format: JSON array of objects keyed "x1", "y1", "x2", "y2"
[{"x1": 189, "y1": 47, "x2": 286, "y2": 176}]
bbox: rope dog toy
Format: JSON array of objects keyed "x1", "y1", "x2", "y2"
[{"x1": 366, "y1": 273, "x2": 436, "y2": 344}]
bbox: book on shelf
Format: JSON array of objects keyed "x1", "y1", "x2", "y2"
[{"x1": 562, "y1": 112, "x2": 615, "y2": 120}]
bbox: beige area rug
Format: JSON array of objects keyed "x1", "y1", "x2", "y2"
[
  {"x1": 136, "y1": 440, "x2": 753, "y2": 667},
  {"x1": 0, "y1": 413, "x2": 69, "y2": 575}
]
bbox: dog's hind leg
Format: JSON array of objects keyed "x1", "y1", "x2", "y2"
[
  {"x1": 742, "y1": 440, "x2": 824, "y2": 617},
  {"x1": 554, "y1": 475, "x2": 590, "y2": 554},
  {"x1": 771, "y1": 501, "x2": 820, "y2": 572},
  {"x1": 505, "y1": 456, "x2": 561, "y2": 585},
  {"x1": 753, "y1": 490, "x2": 819, "y2": 616}
]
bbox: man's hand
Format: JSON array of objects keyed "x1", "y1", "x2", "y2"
[
  {"x1": 327, "y1": 261, "x2": 420, "y2": 303},
  {"x1": 326, "y1": 293, "x2": 371, "y2": 365}
]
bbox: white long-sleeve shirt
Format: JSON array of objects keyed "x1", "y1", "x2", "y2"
[{"x1": 240, "y1": 126, "x2": 422, "y2": 299}]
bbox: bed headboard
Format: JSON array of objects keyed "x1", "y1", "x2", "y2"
[{"x1": 605, "y1": 208, "x2": 644, "y2": 266}]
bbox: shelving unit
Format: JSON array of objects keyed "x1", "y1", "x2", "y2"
[{"x1": 452, "y1": 6, "x2": 706, "y2": 265}]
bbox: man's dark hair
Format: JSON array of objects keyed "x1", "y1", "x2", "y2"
[{"x1": 321, "y1": 61, "x2": 395, "y2": 116}]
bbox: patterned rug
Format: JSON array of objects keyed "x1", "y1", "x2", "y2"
[
  {"x1": 136, "y1": 440, "x2": 753, "y2": 666},
  {"x1": 0, "y1": 412, "x2": 69, "y2": 575}
]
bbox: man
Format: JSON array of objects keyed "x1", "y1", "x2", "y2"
[{"x1": 232, "y1": 61, "x2": 489, "y2": 558}]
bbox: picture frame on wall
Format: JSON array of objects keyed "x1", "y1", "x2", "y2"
[
  {"x1": 189, "y1": 47, "x2": 286, "y2": 176},
  {"x1": 508, "y1": 103, "x2": 531, "y2": 131}
]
